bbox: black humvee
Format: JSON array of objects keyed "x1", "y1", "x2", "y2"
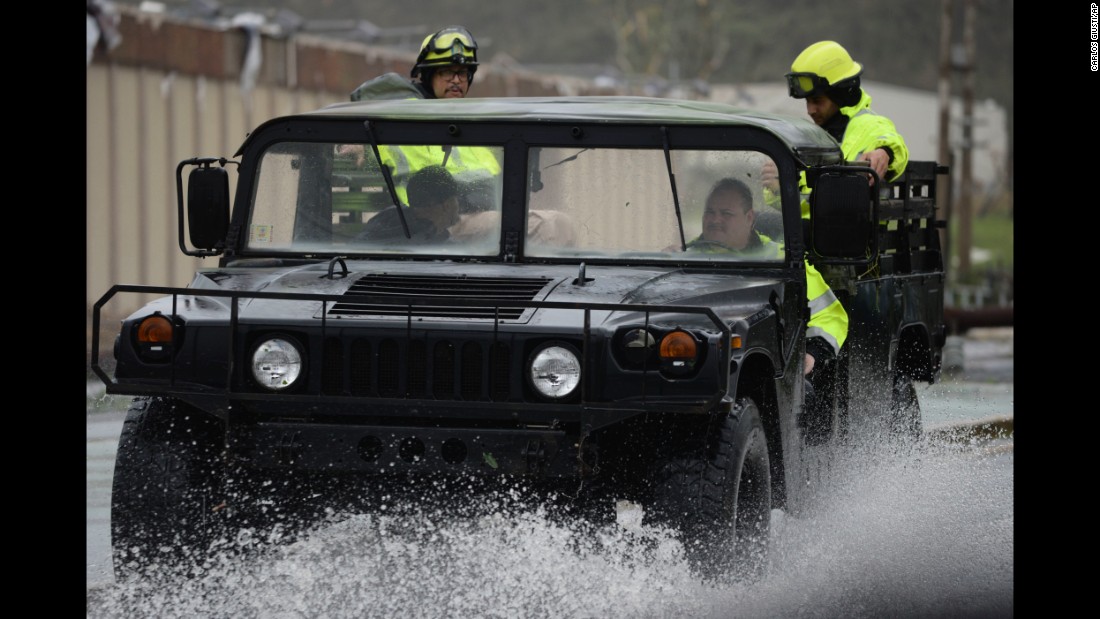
[{"x1": 91, "y1": 95, "x2": 945, "y2": 580}]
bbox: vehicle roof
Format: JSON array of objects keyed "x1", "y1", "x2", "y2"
[{"x1": 254, "y1": 95, "x2": 842, "y2": 159}]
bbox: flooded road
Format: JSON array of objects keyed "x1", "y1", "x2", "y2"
[{"x1": 86, "y1": 329, "x2": 1013, "y2": 618}]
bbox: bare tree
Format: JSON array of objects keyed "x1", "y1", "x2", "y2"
[{"x1": 609, "y1": 0, "x2": 730, "y2": 82}]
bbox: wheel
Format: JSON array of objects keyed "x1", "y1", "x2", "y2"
[
  {"x1": 110, "y1": 397, "x2": 228, "y2": 580},
  {"x1": 889, "y1": 373, "x2": 923, "y2": 441},
  {"x1": 646, "y1": 397, "x2": 772, "y2": 582}
]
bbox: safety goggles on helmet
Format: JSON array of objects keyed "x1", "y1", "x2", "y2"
[
  {"x1": 785, "y1": 72, "x2": 830, "y2": 99},
  {"x1": 786, "y1": 71, "x2": 860, "y2": 99},
  {"x1": 424, "y1": 26, "x2": 478, "y2": 56},
  {"x1": 413, "y1": 26, "x2": 479, "y2": 78}
]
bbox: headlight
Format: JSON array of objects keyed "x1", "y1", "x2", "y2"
[
  {"x1": 621, "y1": 327, "x2": 657, "y2": 365},
  {"x1": 528, "y1": 342, "x2": 581, "y2": 400},
  {"x1": 250, "y1": 337, "x2": 304, "y2": 390}
]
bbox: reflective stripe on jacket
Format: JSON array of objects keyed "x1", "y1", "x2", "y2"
[{"x1": 805, "y1": 261, "x2": 848, "y2": 355}]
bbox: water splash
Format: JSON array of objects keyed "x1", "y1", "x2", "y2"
[{"x1": 88, "y1": 435, "x2": 1011, "y2": 619}]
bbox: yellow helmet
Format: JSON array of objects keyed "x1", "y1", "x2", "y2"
[
  {"x1": 411, "y1": 26, "x2": 479, "y2": 79},
  {"x1": 785, "y1": 41, "x2": 862, "y2": 99}
]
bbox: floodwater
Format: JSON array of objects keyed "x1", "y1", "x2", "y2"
[{"x1": 86, "y1": 329, "x2": 1013, "y2": 618}]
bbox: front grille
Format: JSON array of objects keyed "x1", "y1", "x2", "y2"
[
  {"x1": 320, "y1": 336, "x2": 515, "y2": 401},
  {"x1": 350, "y1": 340, "x2": 372, "y2": 395},
  {"x1": 408, "y1": 341, "x2": 427, "y2": 397},
  {"x1": 433, "y1": 341, "x2": 456, "y2": 397},
  {"x1": 378, "y1": 340, "x2": 400, "y2": 396},
  {"x1": 317, "y1": 275, "x2": 553, "y2": 402},
  {"x1": 328, "y1": 274, "x2": 553, "y2": 320}
]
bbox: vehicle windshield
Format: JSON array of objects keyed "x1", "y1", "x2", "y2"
[
  {"x1": 525, "y1": 147, "x2": 783, "y2": 262},
  {"x1": 247, "y1": 141, "x2": 505, "y2": 256},
  {"x1": 245, "y1": 140, "x2": 783, "y2": 263}
]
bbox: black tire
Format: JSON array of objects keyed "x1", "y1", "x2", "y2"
[
  {"x1": 647, "y1": 398, "x2": 772, "y2": 582},
  {"x1": 889, "y1": 374, "x2": 923, "y2": 441},
  {"x1": 110, "y1": 397, "x2": 227, "y2": 580}
]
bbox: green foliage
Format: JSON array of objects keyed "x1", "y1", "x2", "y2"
[
  {"x1": 948, "y1": 203, "x2": 1013, "y2": 285},
  {"x1": 969, "y1": 211, "x2": 1014, "y2": 269}
]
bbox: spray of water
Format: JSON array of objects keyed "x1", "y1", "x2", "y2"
[{"x1": 88, "y1": 423, "x2": 1011, "y2": 619}]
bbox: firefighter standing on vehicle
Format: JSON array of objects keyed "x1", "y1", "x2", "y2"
[
  {"x1": 763, "y1": 40, "x2": 909, "y2": 218},
  {"x1": 343, "y1": 26, "x2": 501, "y2": 210},
  {"x1": 351, "y1": 25, "x2": 481, "y2": 101}
]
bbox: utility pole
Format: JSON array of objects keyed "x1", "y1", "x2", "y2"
[
  {"x1": 937, "y1": 0, "x2": 954, "y2": 280},
  {"x1": 957, "y1": 0, "x2": 977, "y2": 280}
]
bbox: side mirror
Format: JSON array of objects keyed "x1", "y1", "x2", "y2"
[
  {"x1": 809, "y1": 172, "x2": 875, "y2": 261},
  {"x1": 176, "y1": 158, "x2": 232, "y2": 256}
]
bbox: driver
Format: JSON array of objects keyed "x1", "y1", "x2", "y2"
[
  {"x1": 357, "y1": 165, "x2": 460, "y2": 244},
  {"x1": 687, "y1": 177, "x2": 782, "y2": 257}
]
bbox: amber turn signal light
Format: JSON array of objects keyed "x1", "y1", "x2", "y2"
[{"x1": 137, "y1": 314, "x2": 174, "y2": 343}]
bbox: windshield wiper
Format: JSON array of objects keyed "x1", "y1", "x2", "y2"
[
  {"x1": 661, "y1": 126, "x2": 688, "y2": 251},
  {"x1": 544, "y1": 148, "x2": 590, "y2": 169},
  {"x1": 363, "y1": 120, "x2": 411, "y2": 239}
]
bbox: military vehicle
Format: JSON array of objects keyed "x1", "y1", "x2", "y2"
[{"x1": 91, "y1": 95, "x2": 946, "y2": 580}]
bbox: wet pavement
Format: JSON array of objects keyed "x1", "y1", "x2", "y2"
[{"x1": 919, "y1": 327, "x2": 1013, "y2": 432}]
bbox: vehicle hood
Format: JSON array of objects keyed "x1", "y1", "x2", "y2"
[{"x1": 172, "y1": 260, "x2": 784, "y2": 326}]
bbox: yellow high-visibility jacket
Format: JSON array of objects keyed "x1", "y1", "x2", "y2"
[
  {"x1": 347, "y1": 72, "x2": 503, "y2": 207},
  {"x1": 379, "y1": 145, "x2": 501, "y2": 206},
  {"x1": 686, "y1": 233, "x2": 848, "y2": 356},
  {"x1": 833, "y1": 89, "x2": 909, "y2": 185},
  {"x1": 804, "y1": 260, "x2": 847, "y2": 355},
  {"x1": 766, "y1": 89, "x2": 909, "y2": 219}
]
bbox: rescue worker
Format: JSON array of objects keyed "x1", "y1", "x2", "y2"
[
  {"x1": 763, "y1": 40, "x2": 909, "y2": 218},
  {"x1": 688, "y1": 178, "x2": 848, "y2": 437},
  {"x1": 350, "y1": 25, "x2": 481, "y2": 101},
  {"x1": 343, "y1": 26, "x2": 502, "y2": 208},
  {"x1": 357, "y1": 165, "x2": 461, "y2": 244}
]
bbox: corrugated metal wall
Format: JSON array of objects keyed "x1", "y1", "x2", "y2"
[
  {"x1": 86, "y1": 6, "x2": 624, "y2": 349},
  {"x1": 86, "y1": 62, "x2": 339, "y2": 325}
]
